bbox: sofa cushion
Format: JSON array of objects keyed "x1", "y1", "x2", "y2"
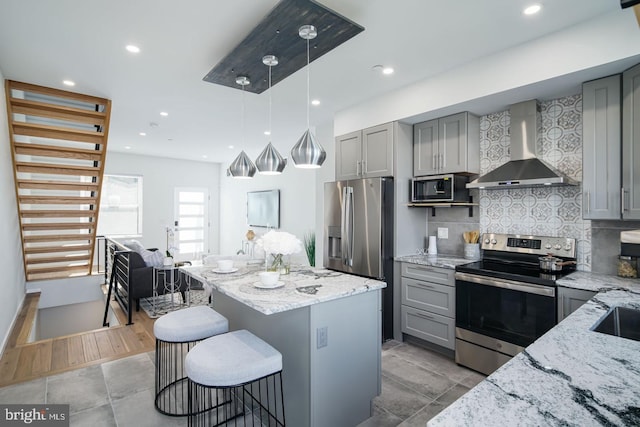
[{"x1": 124, "y1": 239, "x2": 164, "y2": 267}]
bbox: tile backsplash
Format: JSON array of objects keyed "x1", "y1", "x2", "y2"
[{"x1": 428, "y1": 94, "x2": 592, "y2": 270}]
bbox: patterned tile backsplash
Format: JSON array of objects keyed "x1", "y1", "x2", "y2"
[{"x1": 478, "y1": 94, "x2": 592, "y2": 271}]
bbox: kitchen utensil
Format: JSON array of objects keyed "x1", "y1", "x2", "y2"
[{"x1": 538, "y1": 255, "x2": 576, "y2": 272}]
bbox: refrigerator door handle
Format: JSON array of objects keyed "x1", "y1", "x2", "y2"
[{"x1": 341, "y1": 186, "x2": 354, "y2": 266}]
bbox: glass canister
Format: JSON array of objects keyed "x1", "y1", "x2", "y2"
[{"x1": 617, "y1": 256, "x2": 638, "y2": 278}]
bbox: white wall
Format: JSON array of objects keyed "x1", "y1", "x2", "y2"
[
  {"x1": 0, "y1": 68, "x2": 28, "y2": 353},
  {"x1": 335, "y1": 10, "x2": 640, "y2": 135},
  {"x1": 219, "y1": 131, "x2": 330, "y2": 265},
  {"x1": 104, "y1": 152, "x2": 220, "y2": 258}
]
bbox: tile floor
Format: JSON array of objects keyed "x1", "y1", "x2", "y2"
[{"x1": 0, "y1": 340, "x2": 485, "y2": 426}]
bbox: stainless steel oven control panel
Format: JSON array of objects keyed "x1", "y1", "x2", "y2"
[{"x1": 481, "y1": 233, "x2": 576, "y2": 259}]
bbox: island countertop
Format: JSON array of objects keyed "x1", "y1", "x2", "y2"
[
  {"x1": 428, "y1": 277, "x2": 640, "y2": 426},
  {"x1": 180, "y1": 265, "x2": 386, "y2": 315}
]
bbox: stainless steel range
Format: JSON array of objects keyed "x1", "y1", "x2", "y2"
[{"x1": 454, "y1": 233, "x2": 577, "y2": 375}]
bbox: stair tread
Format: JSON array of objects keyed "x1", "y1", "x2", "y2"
[
  {"x1": 8, "y1": 80, "x2": 110, "y2": 106},
  {"x1": 23, "y1": 244, "x2": 93, "y2": 254},
  {"x1": 23, "y1": 234, "x2": 93, "y2": 243},
  {"x1": 26, "y1": 264, "x2": 90, "y2": 274},
  {"x1": 14, "y1": 142, "x2": 103, "y2": 160},
  {"x1": 21, "y1": 210, "x2": 97, "y2": 218},
  {"x1": 22, "y1": 223, "x2": 96, "y2": 230},
  {"x1": 17, "y1": 180, "x2": 99, "y2": 191},
  {"x1": 26, "y1": 254, "x2": 92, "y2": 264},
  {"x1": 10, "y1": 98, "x2": 106, "y2": 126}
]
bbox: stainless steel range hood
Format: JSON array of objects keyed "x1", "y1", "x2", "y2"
[{"x1": 467, "y1": 100, "x2": 578, "y2": 189}]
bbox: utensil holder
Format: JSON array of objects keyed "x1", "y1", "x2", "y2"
[{"x1": 464, "y1": 243, "x2": 480, "y2": 260}]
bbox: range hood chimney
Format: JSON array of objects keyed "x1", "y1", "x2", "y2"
[{"x1": 467, "y1": 99, "x2": 578, "y2": 189}]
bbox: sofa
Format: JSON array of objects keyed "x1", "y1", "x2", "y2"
[{"x1": 107, "y1": 239, "x2": 188, "y2": 324}]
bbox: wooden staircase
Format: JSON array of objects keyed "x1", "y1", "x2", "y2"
[{"x1": 5, "y1": 80, "x2": 112, "y2": 281}]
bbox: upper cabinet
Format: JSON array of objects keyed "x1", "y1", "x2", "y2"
[
  {"x1": 583, "y1": 63, "x2": 640, "y2": 220},
  {"x1": 413, "y1": 112, "x2": 480, "y2": 176},
  {"x1": 622, "y1": 63, "x2": 640, "y2": 220},
  {"x1": 582, "y1": 74, "x2": 621, "y2": 219},
  {"x1": 335, "y1": 122, "x2": 394, "y2": 180}
]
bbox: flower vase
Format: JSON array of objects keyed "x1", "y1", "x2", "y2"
[{"x1": 267, "y1": 253, "x2": 290, "y2": 275}]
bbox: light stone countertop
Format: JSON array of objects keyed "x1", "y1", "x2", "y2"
[
  {"x1": 429, "y1": 274, "x2": 640, "y2": 426},
  {"x1": 395, "y1": 254, "x2": 473, "y2": 270},
  {"x1": 180, "y1": 265, "x2": 386, "y2": 315}
]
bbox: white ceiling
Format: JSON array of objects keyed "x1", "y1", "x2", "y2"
[{"x1": 0, "y1": 0, "x2": 632, "y2": 164}]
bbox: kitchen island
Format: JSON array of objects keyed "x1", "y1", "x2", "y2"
[
  {"x1": 180, "y1": 265, "x2": 386, "y2": 427},
  {"x1": 429, "y1": 272, "x2": 640, "y2": 426}
]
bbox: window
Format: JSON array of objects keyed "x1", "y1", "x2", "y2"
[
  {"x1": 97, "y1": 175, "x2": 143, "y2": 236},
  {"x1": 174, "y1": 188, "x2": 209, "y2": 259}
]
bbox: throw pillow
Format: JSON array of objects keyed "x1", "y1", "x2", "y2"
[
  {"x1": 141, "y1": 249, "x2": 164, "y2": 267},
  {"x1": 123, "y1": 239, "x2": 145, "y2": 253}
]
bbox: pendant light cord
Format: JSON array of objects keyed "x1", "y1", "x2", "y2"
[
  {"x1": 306, "y1": 35, "x2": 310, "y2": 129},
  {"x1": 269, "y1": 62, "x2": 272, "y2": 137},
  {"x1": 241, "y1": 82, "x2": 245, "y2": 146}
]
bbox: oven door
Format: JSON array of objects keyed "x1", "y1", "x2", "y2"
[{"x1": 455, "y1": 272, "x2": 557, "y2": 348}]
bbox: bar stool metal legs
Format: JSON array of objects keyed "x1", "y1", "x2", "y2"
[{"x1": 185, "y1": 329, "x2": 285, "y2": 426}]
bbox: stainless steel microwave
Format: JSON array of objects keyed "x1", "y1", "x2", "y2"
[{"x1": 411, "y1": 174, "x2": 469, "y2": 203}]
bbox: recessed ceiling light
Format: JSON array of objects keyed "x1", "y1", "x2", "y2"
[
  {"x1": 523, "y1": 4, "x2": 541, "y2": 15},
  {"x1": 382, "y1": 67, "x2": 394, "y2": 75},
  {"x1": 202, "y1": 155, "x2": 208, "y2": 159},
  {"x1": 63, "y1": 80, "x2": 75, "y2": 87},
  {"x1": 311, "y1": 99, "x2": 320, "y2": 106},
  {"x1": 139, "y1": 132, "x2": 146, "y2": 136},
  {"x1": 228, "y1": 145, "x2": 235, "y2": 149},
  {"x1": 160, "y1": 111, "x2": 168, "y2": 117},
  {"x1": 126, "y1": 45, "x2": 140, "y2": 53},
  {"x1": 264, "y1": 130, "x2": 271, "y2": 136},
  {"x1": 124, "y1": 146, "x2": 131, "y2": 150}
]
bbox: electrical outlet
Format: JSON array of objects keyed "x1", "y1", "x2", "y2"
[
  {"x1": 317, "y1": 326, "x2": 328, "y2": 348},
  {"x1": 437, "y1": 227, "x2": 449, "y2": 239}
]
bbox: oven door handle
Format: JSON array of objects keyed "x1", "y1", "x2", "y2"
[{"x1": 455, "y1": 272, "x2": 555, "y2": 297}]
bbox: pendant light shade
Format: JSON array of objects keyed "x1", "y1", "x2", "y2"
[
  {"x1": 228, "y1": 150, "x2": 256, "y2": 178},
  {"x1": 292, "y1": 24, "x2": 326, "y2": 169},
  {"x1": 256, "y1": 55, "x2": 287, "y2": 175},
  {"x1": 291, "y1": 129, "x2": 326, "y2": 168},
  {"x1": 256, "y1": 142, "x2": 287, "y2": 175},
  {"x1": 228, "y1": 75, "x2": 256, "y2": 179}
]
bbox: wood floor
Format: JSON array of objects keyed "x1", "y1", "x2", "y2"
[{"x1": 0, "y1": 290, "x2": 156, "y2": 387}]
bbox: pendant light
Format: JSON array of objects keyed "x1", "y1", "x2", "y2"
[
  {"x1": 228, "y1": 76, "x2": 257, "y2": 179},
  {"x1": 255, "y1": 55, "x2": 286, "y2": 175},
  {"x1": 291, "y1": 24, "x2": 326, "y2": 169}
]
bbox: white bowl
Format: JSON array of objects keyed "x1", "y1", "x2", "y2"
[
  {"x1": 217, "y1": 259, "x2": 234, "y2": 271},
  {"x1": 259, "y1": 271, "x2": 280, "y2": 286}
]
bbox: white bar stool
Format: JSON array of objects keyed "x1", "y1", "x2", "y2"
[
  {"x1": 185, "y1": 329, "x2": 285, "y2": 426},
  {"x1": 154, "y1": 306, "x2": 229, "y2": 416}
]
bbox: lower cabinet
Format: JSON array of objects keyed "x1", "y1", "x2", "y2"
[
  {"x1": 557, "y1": 286, "x2": 597, "y2": 322},
  {"x1": 400, "y1": 263, "x2": 455, "y2": 350}
]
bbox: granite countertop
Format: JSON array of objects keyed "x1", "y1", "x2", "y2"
[
  {"x1": 429, "y1": 275, "x2": 640, "y2": 426},
  {"x1": 180, "y1": 265, "x2": 386, "y2": 315},
  {"x1": 395, "y1": 254, "x2": 473, "y2": 270}
]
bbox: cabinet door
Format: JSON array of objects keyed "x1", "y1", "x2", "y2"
[
  {"x1": 557, "y1": 287, "x2": 596, "y2": 322},
  {"x1": 362, "y1": 123, "x2": 394, "y2": 178},
  {"x1": 623, "y1": 63, "x2": 640, "y2": 220},
  {"x1": 414, "y1": 119, "x2": 439, "y2": 176},
  {"x1": 439, "y1": 112, "x2": 468, "y2": 174},
  {"x1": 401, "y1": 263, "x2": 454, "y2": 286},
  {"x1": 582, "y1": 75, "x2": 621, "y2": 219},
  {"x1": 335, "y1": 130, "x2": 362, "y2": 180},
  {"x1": 401, "y1": 305, "x2": 455, "y2": 350},
  {"x1": 401, "y1": 277, "x2": 455, "y2": 317}
]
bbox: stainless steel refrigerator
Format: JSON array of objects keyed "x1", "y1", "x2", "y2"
[{"x1": 324, "y1": 177, "x2": 394, "y2": 341}]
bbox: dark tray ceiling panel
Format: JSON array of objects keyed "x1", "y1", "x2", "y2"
[{"x1": 203, "y1": 0, "x2": 364, "y2": 94}]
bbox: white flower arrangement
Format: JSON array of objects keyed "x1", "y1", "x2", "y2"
[{"x1": 255, "y1": 230, "x2": 303, "y2": 256}]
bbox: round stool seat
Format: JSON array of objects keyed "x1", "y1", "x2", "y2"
[
  {"x1": 154, "y1": 306, "x2": 228, "y2": 342},
  {"x1": 186, "y1": 329, "x2": 282, "y2": 387}
]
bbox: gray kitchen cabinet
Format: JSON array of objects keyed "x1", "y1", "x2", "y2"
[
  {"x1": 400, "y1": 262, "x2": 455, "y2": 350},
  {"x1": 335, "y1": 122, "x2": 394, "y2": 180},
  {"x1": 623, "y1": 62, "x2": 640, "y2": 220},
  {"x1": 413, "y1": 112, "x2": 480, "y2": 176},
  {"x1": 557, "y1": 286, "x2": 596, "y2": 322},
  {"x1": 582, "y1": 75, "x2": 621, "y2": 219}
]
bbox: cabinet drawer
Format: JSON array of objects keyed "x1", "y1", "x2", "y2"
[
  {"x1": 401, "y1": 263, "x2": 454, "y2": 286},
  {"x1": 401, "y1": 277, "x2": 455, "y2": 317},
  {"x1": 401, "y1": 305, "x2": 455, "y2": 350}
]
